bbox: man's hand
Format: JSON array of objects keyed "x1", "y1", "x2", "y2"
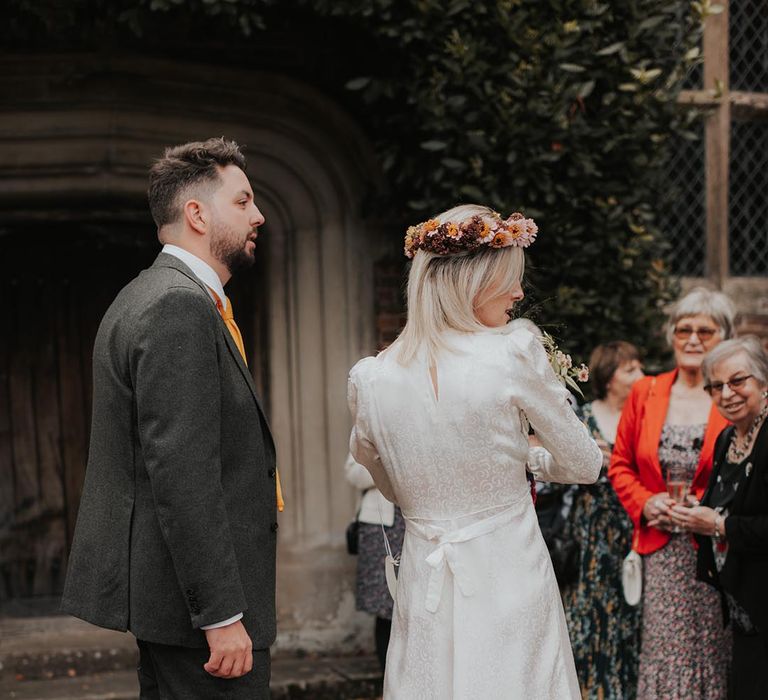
[{"x1": 203, "y1": 621, "x2": 253, "y2": 678}]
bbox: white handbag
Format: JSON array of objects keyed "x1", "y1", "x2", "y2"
[
  {"x1": 622, "y1": 532, "x2": 642, "y2": 606},
  {"x1": 378, "y1": 499, "x2": 400, "y2": 600}
]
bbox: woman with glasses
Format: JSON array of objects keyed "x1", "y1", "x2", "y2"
[
  {"x1": 671, "y1": 336, "x2": 768, "y2": 697},
  {"x1": 608, "y1": 287, "x2": 735, "y2": 699}
]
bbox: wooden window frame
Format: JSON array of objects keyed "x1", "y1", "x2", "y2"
[{"x1": 678, "y1": 0, "x2": 768, "y2": 290}]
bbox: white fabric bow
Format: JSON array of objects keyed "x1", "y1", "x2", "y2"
[
  {"x1": 407, "y1": 500, "x2": 524, "y2": 614},
  {"x1": 424, "y1": 540, "x2": 477, "y2": 613}
]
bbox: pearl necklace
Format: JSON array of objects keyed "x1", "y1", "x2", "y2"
[{"x1": 728, "y1": 399, "x2": 768, "y2": 463}]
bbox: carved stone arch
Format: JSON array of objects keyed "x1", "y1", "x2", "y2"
[{"x1": 0, "y1": 53, "x2": 392, "y2": 646}]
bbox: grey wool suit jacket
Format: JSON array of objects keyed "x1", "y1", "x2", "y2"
[{"x1": 61, "y1": 253, "x2": 277, "y2": 649}]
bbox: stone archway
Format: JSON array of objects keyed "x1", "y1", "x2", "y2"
[{"x1": 0, "y1": 53, "x2": 393, "y2": 649}]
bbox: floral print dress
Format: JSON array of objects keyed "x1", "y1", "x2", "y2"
[
  {"x1": 637, "y1": 423, "x2": 731, "y2": 700},
  {"x1": 563, "y1": 402, "x2": 641, "y2": 699}
]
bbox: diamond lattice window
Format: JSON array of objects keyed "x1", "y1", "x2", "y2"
[
  {"x1": 659, "y1": 122, "x2": 707, "y2": 277},
  {"x1": 729, "y1": 120, "x2": 768, "y2": 276},
  {"x1": 730, "y1": 0, "x2": 768, "y2": 93},
  {"x1": 682, "y1": 60, "x2": 703, "y2": 90}
]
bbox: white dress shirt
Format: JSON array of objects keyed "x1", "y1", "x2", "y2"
[
  {"x1": 161, "y1": 244, "x2": 242, "y2": 631},
  {"x1": 162, "y1": 244, "x2": 228, "y2": 311}
]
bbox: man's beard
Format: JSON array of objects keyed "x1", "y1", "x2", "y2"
[{"x1": 210, "y1": 219, "x2": 255, "y2": 275}]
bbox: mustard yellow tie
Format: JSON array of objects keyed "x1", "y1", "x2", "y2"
[{"x1": 209, "y1": 289, "x2": 285, "y2": 513}]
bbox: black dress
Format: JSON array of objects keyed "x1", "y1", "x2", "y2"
[{"x1": 697, "y1": 420, "x2": 768, "y2": 699}]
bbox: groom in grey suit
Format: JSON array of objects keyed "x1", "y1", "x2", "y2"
[{"x1": 62, "y1": 138, "x2": 278, "y2": 698}]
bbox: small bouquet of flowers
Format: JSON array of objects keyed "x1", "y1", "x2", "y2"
[{"x1": 538, "y1": 331, "x2": 590, "y2": 397}]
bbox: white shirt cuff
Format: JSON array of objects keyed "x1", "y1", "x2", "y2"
[{"x1": 201, "y1": 613, "x2": 243, "y2": 630}]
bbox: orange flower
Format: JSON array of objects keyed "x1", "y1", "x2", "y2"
[
  {"x1": 491, "y1": 232, "x2": 508, "y2": 247},
  {"x1": 446, "y1": 223, "x2": 460, "y2": 238},
  {"x1": 480, "y1": 222, "x2": 490, "y2": 237},
  {"x1": 423, "y1": 219, "x2": 439, "y2": 233},
  {"x1": 508, "y1": 221, "x2": 525, "y2": 239}
]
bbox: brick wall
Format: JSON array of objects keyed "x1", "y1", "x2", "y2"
[
  {"x1": 736, "y1": 314, "x2": 768, "y2": 350},
  {"x1": 373, "y1": 256, "x2": 407, "y2": 351}
]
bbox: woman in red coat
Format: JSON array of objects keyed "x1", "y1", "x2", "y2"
[{"x1": 608, "y1": 287, "x2": 734, "y2": 700}]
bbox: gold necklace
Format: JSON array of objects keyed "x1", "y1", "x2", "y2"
[{"x1": 728, "y1": 400, "x2": 768, "y2": 462}]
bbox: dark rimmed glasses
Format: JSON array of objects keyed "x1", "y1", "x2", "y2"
[
  {"x1": 673, "y1": 325, "x2": 719, "y2": 341},
  {"x1": 704, "y1": 375, "x2": 753, "y2": 396}
]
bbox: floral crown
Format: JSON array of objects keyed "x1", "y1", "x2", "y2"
[{"x1": 404, "y1": 211, "x2": 538, "y2": 259}]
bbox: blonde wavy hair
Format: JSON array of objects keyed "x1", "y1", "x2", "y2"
[{"x1": 393, "y1": 204, "x2": 525, "y2": 366}]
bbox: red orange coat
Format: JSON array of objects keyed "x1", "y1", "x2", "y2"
[{"x1": 608, "y1": 370, "x2": 729, "y2": 555}]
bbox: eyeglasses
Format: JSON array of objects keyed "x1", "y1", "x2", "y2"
[
  {"x1": 673, "y1": 325, "x2": 719, "y2": 341},
  {"x1": 704, "y1": 375, "x2": 753, "y2": 396}
]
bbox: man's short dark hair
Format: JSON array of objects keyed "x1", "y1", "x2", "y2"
[
  {"x1": 148, "y1": 137, "x2": 247, "y2": 229},
  {"x1": 589, "y1": 340, "x2": 641, "y2": 399}
]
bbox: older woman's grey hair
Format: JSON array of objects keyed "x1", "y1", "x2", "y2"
[
  {"x1": 665, "y1": 287, "x2": 736, "y2": 346},
  {"x1": 702, "y1": 335, "x2": 768, "y2": 386}
]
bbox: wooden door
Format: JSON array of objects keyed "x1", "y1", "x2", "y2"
[{"x1": 0, "y1": 226, "x2": 269, "y2": 601}]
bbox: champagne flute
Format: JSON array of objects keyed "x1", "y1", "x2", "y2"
[{"x1": 666, "y1": 464, "x2": 691, "y2": 533}]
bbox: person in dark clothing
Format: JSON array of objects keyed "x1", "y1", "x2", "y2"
[{"x1": 672, "y1": 336, "x2": 768, "y2": 699}]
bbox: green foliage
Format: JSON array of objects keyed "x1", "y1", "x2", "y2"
[
  {"x1": 308, "y1": 0, "x2": 705, "y2": 366},
  {"x1": 3, "y1": 0, "x2": 706, "y2": 366}
]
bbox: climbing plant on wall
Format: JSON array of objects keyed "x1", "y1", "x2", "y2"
[{"x1": 3, "y1": 0, "x2": 715, "y2": 364}]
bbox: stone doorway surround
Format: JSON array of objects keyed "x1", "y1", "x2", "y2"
[{"x1": 0, "y1": 53, "x2": 393, "y2": 652}]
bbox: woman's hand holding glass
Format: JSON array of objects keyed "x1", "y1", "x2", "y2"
[
  {"x1": 669, "y1": 499, "x2": 719, "y2": 535},
  {"x1": 643, "y1": 493, "x2": 678, "y2": 532}
]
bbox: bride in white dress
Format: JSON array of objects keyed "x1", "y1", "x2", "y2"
[{"x1": 348, "y1": 204, "x2": 602, "y2": 699}]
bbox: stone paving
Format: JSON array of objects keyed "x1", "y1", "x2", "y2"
[{"x1": 0, "y1": 617, "x2": 382, "y2": 699}]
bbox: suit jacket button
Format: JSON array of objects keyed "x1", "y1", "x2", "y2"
[
  {"x1": 268, "y1": 468, "x2": 276, "y2": 478},
  {"x1": 270, "y1": 522, "x2": 279, "y2": 533}
]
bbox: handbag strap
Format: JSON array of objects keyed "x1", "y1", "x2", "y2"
[{"x1": 377, "y1": 497, "x2": 400, "y2": 565}]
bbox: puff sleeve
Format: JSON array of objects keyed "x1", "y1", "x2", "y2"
[
  {"x1": 508, "y1": 330, "x2": 602, "y2": 484},
  {"x1": 348, "y1": 358, "x2": 397, "y2": 503}
]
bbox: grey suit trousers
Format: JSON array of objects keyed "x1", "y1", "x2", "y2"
[{"x1": 137, "y1": 640, "x2": 270, "y2": 699}]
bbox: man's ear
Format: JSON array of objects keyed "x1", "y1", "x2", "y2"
[{"x1": 183, "y1": 198, "x2": 208, "y2": 236}]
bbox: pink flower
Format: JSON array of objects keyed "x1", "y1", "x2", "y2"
[{"x1": 577, "y1": 364, "x2": 589, "y2": 382}]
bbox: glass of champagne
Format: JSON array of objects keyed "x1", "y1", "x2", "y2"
[{"x1": 666, "y1": 464, "x2": 691, "y2": 533}]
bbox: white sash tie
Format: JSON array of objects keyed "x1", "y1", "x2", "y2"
[{"x1": 405, "y1": 496, "x2": 528, "y2": 613}]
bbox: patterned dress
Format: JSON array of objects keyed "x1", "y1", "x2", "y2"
[
  {"x1": 563, "y1": 402, "x2": 641, "y2": 700},
  {"x1": 637, "y1": 424, "x2": 731, "y2": 700},
  {"x1": 356, "y1": 506, "x2": 406, "y2": 619}
]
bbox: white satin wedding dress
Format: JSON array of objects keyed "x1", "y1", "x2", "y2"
[{"x1": 348, "y1": 327, "x2": 602, "y2": 699}]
